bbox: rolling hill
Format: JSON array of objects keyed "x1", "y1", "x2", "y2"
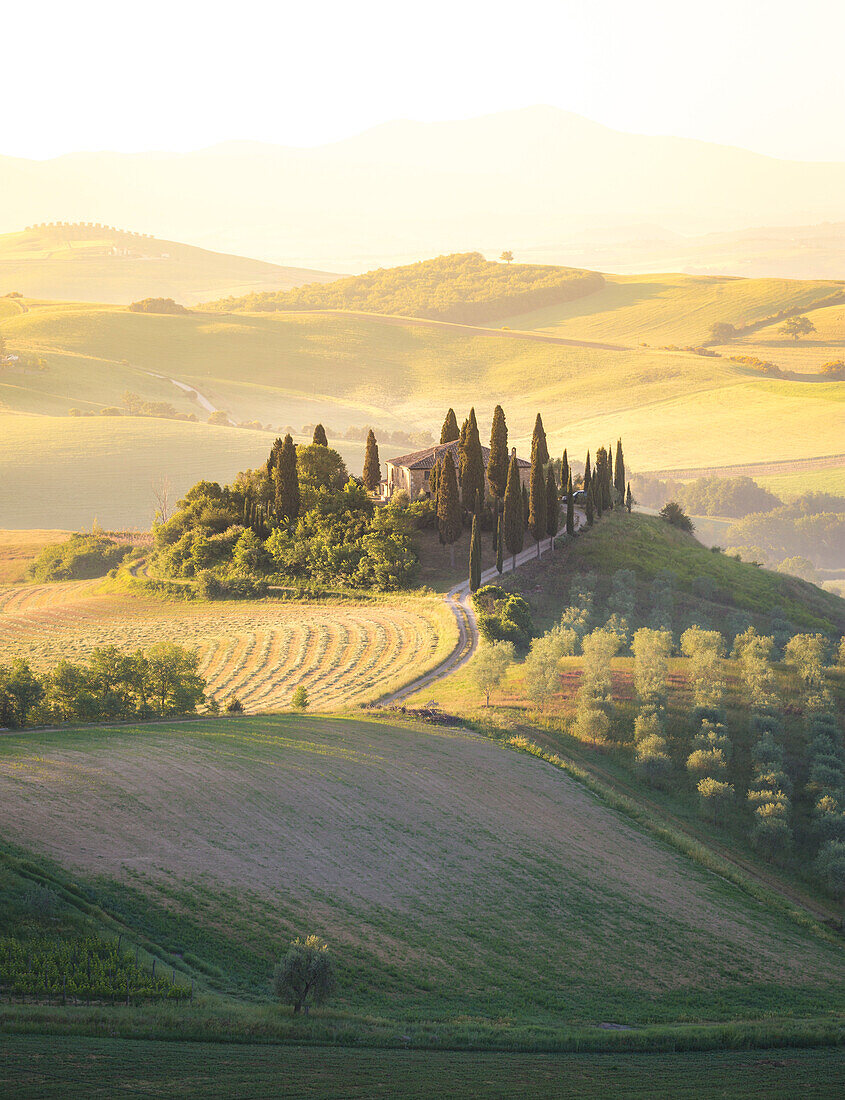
[
  {"x1": 0, "y1": 224, "x2": 336, "y2": 305},
  {"x1": 3, "y1": 109, "x2": 845, "y2": 273},
  {"x1": 1, "y1": 714, "x2": 842, "y2": 1033}
]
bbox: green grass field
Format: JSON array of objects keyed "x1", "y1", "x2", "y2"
[
  {"x1": 2, "y1": 1036, "x2": 844, "y2": 1099},
  {"x1": 1, "y1": 714, "x2": 843, "y2": 1033},
  {"x1": 0, "y1": 225, "x2": 336, "y2": 305}
]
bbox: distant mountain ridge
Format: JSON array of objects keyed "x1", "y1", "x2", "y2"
[{"x1": 2, "y1": 107, "x2": 845, "y2": 274}]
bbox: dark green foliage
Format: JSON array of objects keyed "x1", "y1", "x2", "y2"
[
  {"x1": 27, "y1": 534, "x2": 131, "y2": 582},
  {"x1": 440, "y1": 408, "x2": 460, "y2": 444},
  {"x1": 274, "y1": 434, "x2": 301, "y2": 521},
  {"x1": 297, "y1": 444, "x2": 348, "y2": 493},
  {"x1": 266, "y1": 437, "x2": 284, "y2": 479},
  {"x1": 614, "y1": 439, "x2": 626, "y2": 501},
  {"x1": 545, "y1": 466, "x2": 559, "y2": 539},
  {"x1": 583, "y1": 451, "x2": 592, "y2": 495},
  {"x1": 461, "y1": 407, "x2": 485, "y2": 511},
  {"x1": 566, "y1": 474, "x2": 575, "y2": 536},
  {"x1": 726, "y1": 494, "x2": 845, "y2": 570},
  {"x1": 626, "y1": 483, "x2": 633, "y2": 513},
  {"x1": 362, "y1": 429, "x2": 380, "y2": 491},
  {"x1": 496, "y1": 511, "x2": 504, "y2": 574},
  {"x1": 659, "y1": 501, "x2": 695, "y2": 533},
  {"x1": 503, "y1": 453, "x2": 524, "y2": 564},
  {"x1": 487, "y1": 404, "x2": 509, "y2": 500},
  {"x1": 585, "y1": 484, "x2": 594, "y2": 527},
  {"x1": 522, "y1": 484, "x2": 530, "y2": 529},
  {"x1": 274, "y1": 936, "x2": 335, "y2": 1014},
  {"x1": 531, "y1": 412, "x2": 549, "y2": 467},
  {"x1": 0, "y1": 645, "x2": 206, "y2": 728},
  {"x1": 436, "y1": 452, "x2": 462, "y2": 550},
  {"x1": 469, "y1": 513, "x2": 481, "y2": 592},
  {"x1": 528, "y1": 445, "x2": 547, "y2": 547},
  {"x1": 312, "y1": 423, "x2": 328, "y2": 446},
  {"x1": 429, "y1": 456, "x2": 441, "y2": 501},
  {"x1": 209, "y1": 252, "x2": 605, "y2": 323},
  {"x1": 473, "y1": 584, "x2": 533, "y2": 649},
  {"x1": 561, "y1": 449, "x2": 569, "y2": 500}
]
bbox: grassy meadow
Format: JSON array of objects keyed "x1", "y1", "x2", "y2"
[
  {"x1": 2, "y1": 1036, "x2": 844, "y2": 1099},
  {"x1": 1, "y1": 714, "x2": 843, "y2": 1035}
]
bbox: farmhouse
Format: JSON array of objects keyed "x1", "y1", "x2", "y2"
[{"x1": 382, "y1": 439, "x2": 530, "y2": 500}]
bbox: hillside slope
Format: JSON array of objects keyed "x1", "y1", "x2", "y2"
[
  {"x1": 0, "y1": 224, "x2": 336, "y2": 305},
  {"x1": 0, "y1": 715, "x2": 842, "y2": 1027}
]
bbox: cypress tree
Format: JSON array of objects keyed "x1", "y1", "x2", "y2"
[
  {"x1": 437, "y1": 451, "x2": 462, "y2": 566},
  {"x1": 266, "y1": 436, "x2": 284, "y2": 479},
  {"x1": 492, "y1": 502, "x2": 500, "y2": 551},
  {"x1": 469, "y1": 512, "x2": 481, "y2": 592},
  {"x1": 522, "y1": 483, "x2": 530, "y2": 529},
  {"x1": 496, "y1": 511, "x2": 504, "y2": 573},
  {"x1": 429, "y1": 455, "x2": 441, "y2": 500},
  {"x1": 487, "y1": 404, "x2": 509, "y2": 501},
  {"x1": 462, "y1": 407, "x2": 485, "y2": 512},
  {"x1": 312, "y1": 423, "x2": 328, "y2": 446},
  {"x1": 528, "y1": 443, "x2": 547, "y2": 555},
  {"x1": 626, "y1": 482, "x2": 633, "y2": 513},
  {"x1": 583, "y1": 451, "x2": 592, "y2": 496},
  {"x1": 585, "y1": 483, "x2": 595, "y2": 526},
  {"x1": 440, "y1": 408, "x2": 460, "y2": 444},
  {"x1": 503, "y1": 451, "x2": 524, "y2": 569},
  {"x1": 615, "y1": 439, "x2": 626, "y2": 502},
  {"x1": 545, "y1": 465, "x2": 559, "y2": 545},
  {"x1": 274, "y1": 434, "x2": 300, "y2": 522},
  {"x1": 566, "y1": 473, "x2": 575, "y2": 536},
  {"x1": 561, "y1": 449, "x2": 569, "y2": 500},
  {"x1": 363, "y1": 429, "x2": 380, "y2": 491},
  {"x1": 531, "y1": 412, "x2": 549, "y2": 466}
]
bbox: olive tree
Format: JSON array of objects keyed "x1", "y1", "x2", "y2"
[
  {"x1": 274, "y1": 935, "x2": 335, "y2": 1014},
  {"x1": 471, "y1": 640, "x2": 515, "y2": 706}
]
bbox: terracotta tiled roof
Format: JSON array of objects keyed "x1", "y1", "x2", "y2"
[{"x1": 388, "y1": 439, "x2": 530, "y2": 471}]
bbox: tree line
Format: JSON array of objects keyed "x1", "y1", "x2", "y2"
[{"x1": 0, "y1": 644, "x2": 207, "y2": 729}]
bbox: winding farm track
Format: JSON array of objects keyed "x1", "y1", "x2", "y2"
[{"x1": 380, "y1": 521, "x2": 582, "y2": 705}]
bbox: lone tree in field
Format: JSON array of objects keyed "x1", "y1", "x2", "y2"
[
  {"x1": 545, "y1": 466, "x2": 559, "y2": 546},
  {"x1": 291, "y1": 686, "x2": 309, "y2": 710},
  {"x1": 499, "y1": 250, "x2": 514, "y2": 264},
  {"x1": 462, "y1": 407, "x2": 485, "y2": 511},
  {"x1": 274, "y1": 434, "x2": 301, "y2": 522},
  {"x1": 472, "y1": 639, "x2": 515, "y2": 705},
  {"x1": 779, "y1": 314, "x2": 816, "y2": 341},
  {"x1": 312, "y1": 423, "x2": 328, "y2": 446},
  {"x1": 528, "y1": 441, "x2": 547, "y2": 556},
  {"x1": 363, "y1": 429, "x2": 380, "y2": 491},
  {"x1": 469, "y1": 510, "x2": 482, "y2": 592},
  {"x1": 273, "y1": 935, "x2": 335, "y2": 1014},
  {"x1": 503, "y1": 450, "x2": 524, "y2": 569},
  {"x1": 437, "y1": 451, "x2": 462, "y2": 566},
  {"x1": 440, "y1": 408, "x2": 460, "y2": 444},
  {"x1": 566, "y1": 473, "x2": 575, "y2": 536}
]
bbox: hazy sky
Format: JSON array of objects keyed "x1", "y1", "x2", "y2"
[{"x1": 9, "y1": 0, "x2": 845, "y2": 161}]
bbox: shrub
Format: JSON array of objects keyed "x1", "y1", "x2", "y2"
[
  {"x1": 659, "y1": 501, "x2": 694, "y2": 533},
  {"x1": 128, "y1": 297, "x2": 187, "y2": 314},
  {"x1": 291, "y1": 686, "x2": 309, "y2": 711},
  {"x1": 686, "y1": 748, "x2": 727, "y2": 778},
  {"x1": 225, "y1": 697, "x2": 244, "y2": 714},
  {"x1": 27, "y1": 533, "x2": 131, "y2": 582},
  {"x1": 697, "y1": 777, "x2": 734, "y2": 823},
  {"x1": 571, "y1": 707, "x2": 611, "y2": 744}
]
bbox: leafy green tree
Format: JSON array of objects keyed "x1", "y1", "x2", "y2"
[
  {"x1": 0, "y1": 660, "x2": 44, "y2": 727},
  {"x1": 472, "y1": 639, "x2": 515, "y2": 705},
  {"x1": 697, "y1": 777, "x2": 734, "y2": 823},
  {"x1": 273, "y1": 936, "x2": 335, "y2": 1014},
  {"x1": 708, "y1": 321, "x2": 736, "y2": 342},
  {"x1": 778, "y1": 315, "x2": 816, "y2": 341},
  {"x1": 523, "y1": 626, "x2": 573, "y2": 706},
  {"x1": 312, "y1": 423, "x2": 328, "y2": 446},
  {"x1": 659, "y1": 501, "x2": 694, "y2": 533},
  {"x1": 499, "y1": 250, "x2": 514, "y2": 263},
  {"x1": 437, "y1": 452, "x2": 462, "y2": 566},
  {"x1": 461, "y1": 407, "x2": 485, "y2": 511},
  {"x1": 487, "y1": 405, "x2": 509, "y2": 502},
  {"x1": 469, "y1": 511, "x2": 481, "y2": 592},
  {"x1": 528, "y1": 443, "x2": 547, "y2": 555},
  {"x1": 566, "y1": 474, "x2": 575, "y2": 536},
  {"x1": 631, "y1": 628, "x2": 672, "y2": 711},
  {"x1": 502, "y1": 451, "x2": 524, "y2": 568},
  {"x1": 297, "y1": 444, "x2": 348, "y2": 493},
  {"x1": 232, "y1": 529, "x2": 269, "y2": 574},
  {"x1": 362, "y1": 429, "x2": 381, "y2": 491},
  {"x1": 291, "y1": 686, "x2": 309, "y2": 710},
  {"x1": 440, "y1": 409, "x2": 460, "y2": 444},
  {"x1": 145, "y1": 643, "x2": 206, "y2": 717},
  {"x1": 545, "y1": 466, "x2": 559, "y2": 543}
]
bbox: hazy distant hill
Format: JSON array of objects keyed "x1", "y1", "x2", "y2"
[
  {"x1": 2, "y1": 108, "x2": 845, "y2": 273},
  {"x1": 0, "y1": 224, "x2": 337, "y2": 305}
]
